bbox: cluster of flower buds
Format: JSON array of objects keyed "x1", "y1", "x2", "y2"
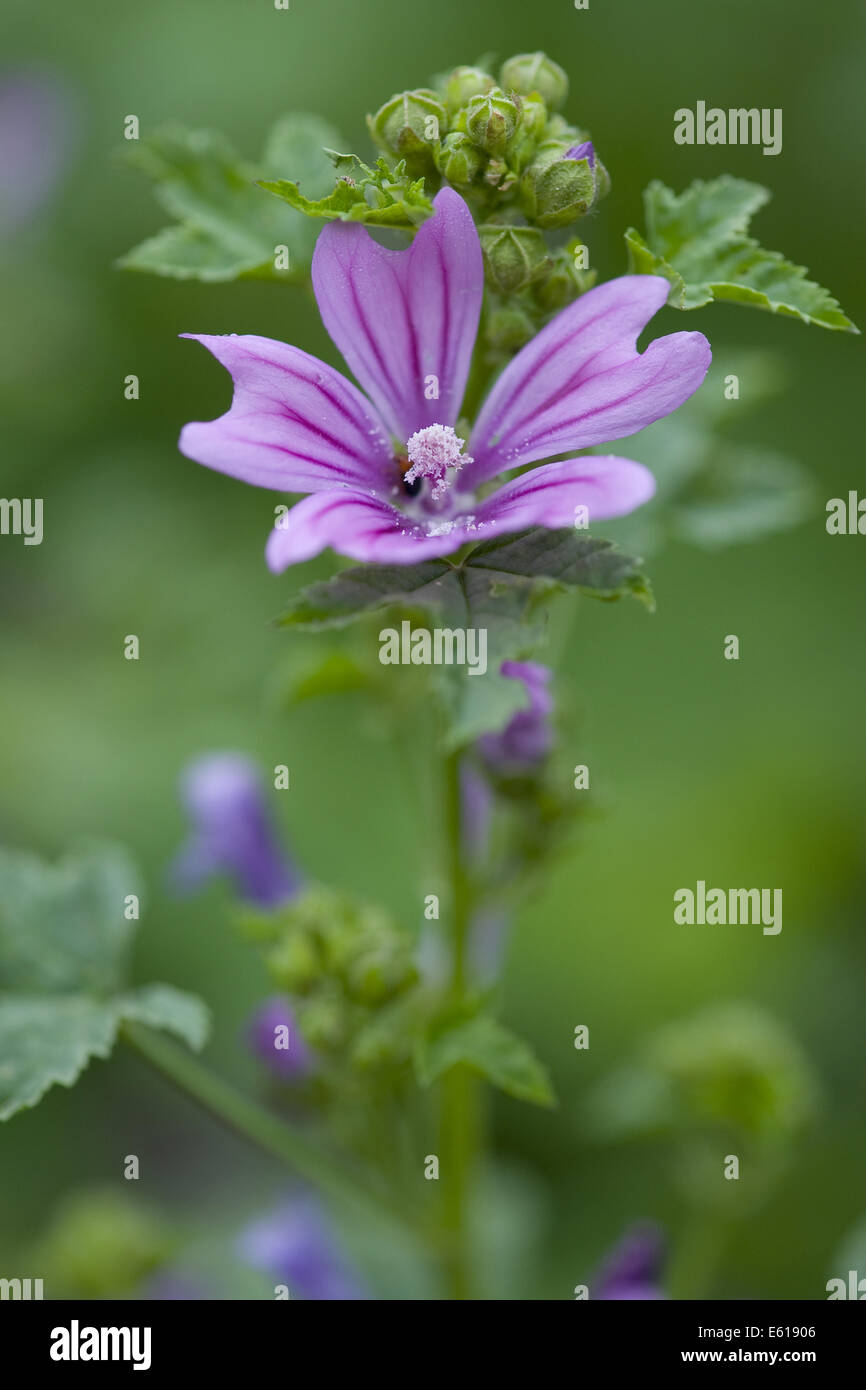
[
  {"x1": 244, "y1": 885, "x2": 419, "y2": 1070},
  {"x1": 367, "y1": 51, "x2": 610, "y2": 235}
]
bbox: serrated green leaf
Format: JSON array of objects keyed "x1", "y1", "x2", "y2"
[
  {"x1": 0, "y1": 846, "x2": 211, "y2": 1120},
  {"x1": 261, "y1": 154, "x2": 433, "y2": 229},
  {"x1": 277, "y1": 529, "x2": 648, "y2": 631},
  {"x1": 0, "y1": 843, "x2": 139, "y2": 995},
  {"x1": 276, "y1": 560, "x2": 455, "y2": 630},
  {"x1": 626, "y1": 176, "x2": 858, "y2": 331},
  {"x1": 0, "y1": 995, "x2": 119, "y2": 1120},
  {"x1": 467, "y1": 527, "x2": 653, "y2": 604},
  {"x1": 414, "y1": 1012, "x2": 556, "y2": 1107},
  {"x1": 119, "y1": 114, "x2": 344, "y2": 282},
  {"x1": 117, "y1": 984, "x2": 210, "y2": 1052},
  {"x1": 116, "y1": 222, "x2": 259, "y2": 283}
]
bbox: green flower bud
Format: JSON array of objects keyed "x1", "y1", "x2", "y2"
[
  {"x1": 519, "y1": 94, "x2": 548, "y2": 142},
  {"x1": 485, "y1": 305, "x2": 537, "y2": 352},
  {"x1": 346, "y1": 947, "x2": 417, "y2": 1005},
  {"x1": 519, "y1": 139, "x2": 609, "y2": 229},
  {"x1": 350, "y1": 1012, "x2": 413, "y2": 1069},
  {"x1": 434, "y1": 131, "x2": 483, "y2": 188},
  {"x1": 478, "y1": 224, "x2": 551, "y2": 294},
  {"x1": 464, "y1": 87, "x2": 522, "y2": 156},
  {"x1": 36, "y1": 1190, "x2": 172, "y2": 1298},
  {"x1": 267, "y1": 931, "x2": 320, "y2": 994},
  {"x1": 648, "y1": 1003, "x2": 818, "y2": 1142},
  {"x1": 533, "y1": 244, "x2": 596, "y2": 311},
  {"x1": 500, "y1": 52, "x2": 569, "y2": 112},
  {"x1": 296, "y1": 994, "x2": 345, "y2": 1051},
  {"x1": 442, "y1": 65, "x2": 496, "y2": 116},
  {"x1": 367, "y1": 89, "x2": 446, "y2": 174}
]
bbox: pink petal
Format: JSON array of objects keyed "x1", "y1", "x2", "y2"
[
  {"x1": 470, "y1": 455, "x2": 656, "y2": 532},
  {"x1": 311, "y1": 188, "x2": 483, "y2": 442},
  {"x1": 179, "y1": 334, "x2": 394, "y2": 494},
  {"x1": 464, "y1": 276, "x2": 711, "y2": 487},
  {"x1": 265, "y1": 490, "x2": 474, "y2": 570}
]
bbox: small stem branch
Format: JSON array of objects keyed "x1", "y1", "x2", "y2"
[
  {"x1": 122, "y1": 1022, "x2": 415, "y2": 1229},
  {"x1": 438, "y1": 749, "x2": 481, "y2": 1299}
]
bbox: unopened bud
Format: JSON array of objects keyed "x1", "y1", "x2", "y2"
[
  {"x1": 367, "y1": 89, "x2": 446, "y2": 174},
  {"x1": 442, "y1": 65, "x2": 496, "y2": 116},
  {"x1": 519, "y1": 94, "x2": 549, "y2": 142},
  {"x1": 478, "y1": 224, "x2": 551, "y2": 293},
  {"x1": 434, "y1": 131, "x2": 483, "y2": 187},
  {"x1": 464, "y1": 87, "x2": 522, "y2": 156},
  {"x1": 533, "y1": 244, "x2": 596, "y2": 311},
  {"x1": 486, "y1": 305, "x2": 537, "y2": 352},
  {"x1": 296, "y1": 996, "x2": 344, "y2": 1051},
  {"x1": 499, "y1": 52, "x2": 569, "y2": 112},
  {"x1": 519, "y1": 139, "x2": 609, "y2": 228},
  {"x1": 347, "y1": 948, "x2": 417, "y2": 1005},
  {"x1": 267, "y1": 933, "x2": 319, "y2": 994}
]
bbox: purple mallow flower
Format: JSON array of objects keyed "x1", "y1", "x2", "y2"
[
  {"x1": 239, "y1": 1198, "x2": 365, "y2": 1300},
  {"x1": 172, "y1": 752, "x2": 300, "y2": 908},
  {"x1": 179, "y1": 189, "x2": 710, "y2": 568},
  {"x1": 478, "y1": 660, "x2": 554, "y2": 772},
  {"x1": 594, "y1": 1224, "x2": 667, "y2": 1300},
  {"x1": 247, "y1": 995, "x2": 311, "y2": 1079}
]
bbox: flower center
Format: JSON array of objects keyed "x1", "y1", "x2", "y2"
[{"x1": 402, "y1": 424, "x2": 472, "y2": 502}]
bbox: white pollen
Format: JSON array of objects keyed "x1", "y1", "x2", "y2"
[{"x1": 405, "y1": 424, "x2": 472, "y2": 500}]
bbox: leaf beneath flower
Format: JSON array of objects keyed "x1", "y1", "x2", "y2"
[
  {"x1": 276, "y1": 530, "x2": 649, "y2": 748},
  {"x1": 626, "y1": 177, "x2": 858, "y2": 331}
]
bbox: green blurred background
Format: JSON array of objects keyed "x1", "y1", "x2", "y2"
[{"x1": 1, "y1": 0, "x2": 864, "y2": 1298}]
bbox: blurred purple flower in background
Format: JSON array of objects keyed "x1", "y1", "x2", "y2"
[
  {"x1": 460, "y1": 759, "x2": 493, "y2": 859},
  {"x1": 239, "y1": 1198, "x2": 365, "y2": 1300},
  {"x1": 172, "y1": 752, "x2": 301, "y2": 907},
  {"x1": 594, "y1": 1224, "x2": 667, "y2": 1300},
  {"x1": 478, "y1": 661, "x2": 554, "y2": 773},
  {"x1": 0, "y1": 71, "x2": 76, "y2": 236},
  {"x1": 247, "y1": 995, "x2": 311, "y2": 1080}
]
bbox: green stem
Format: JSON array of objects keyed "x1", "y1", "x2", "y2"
[
  {"x1": 122, "y1": 1022, "x2": 415, "y2": 1229},
  {"x1": 438, "y1": 749, "x2": 482, "y2": 1299}
]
